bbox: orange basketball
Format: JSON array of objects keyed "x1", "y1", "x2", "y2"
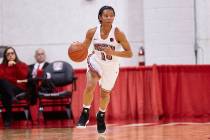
[{"x1": 68, "y1": 42, "x2": 88, "y2": 62}]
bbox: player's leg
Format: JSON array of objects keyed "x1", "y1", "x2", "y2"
[
  {"x1": 96, "y1": 63, "x2": 119, "y2": 133},
  {"x1": 97, "y1": 89, "x2": 110, "y2": 134},
  {"x1": 83, "y1": 71, "x2": 99, "y2": 107},
  {"x1": 77, "y1": 54, "x2": 101, "y2": 128},
  {"x1": 77, "y1": 71, "x2": 99, "y2": 128}
]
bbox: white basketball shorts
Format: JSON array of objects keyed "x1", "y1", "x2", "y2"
[{"x1": 87, "y1": 53, "x2": 119, "y2": 92}]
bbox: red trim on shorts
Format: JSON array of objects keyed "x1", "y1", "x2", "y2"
[{"x1": 87, "y1": 53, "x2": 101, "y2": 78}]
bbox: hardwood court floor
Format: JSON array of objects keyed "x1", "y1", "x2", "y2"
[{"x1": 0, "y1": 123, "x2": 210, "y2": 140}]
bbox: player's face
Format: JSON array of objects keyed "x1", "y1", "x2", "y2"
[{"x1": 100, "y1": 9, "x2": 115, "y2": 24}]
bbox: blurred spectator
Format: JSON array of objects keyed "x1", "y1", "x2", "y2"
[
  {"x1": 0, "y1": 46, "x2": 29, "y2": 127},
  {"x1": 28, "y1": 48, "x2": 49, "y2": 105}
]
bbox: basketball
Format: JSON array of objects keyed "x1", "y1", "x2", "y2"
[{"x1": 68, "y1": 42, "x2": 88, "y2": 62}]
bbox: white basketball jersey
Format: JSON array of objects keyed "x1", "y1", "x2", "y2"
[{"x1": 92, "y1": 25, "x2": 122, "y2": 63}]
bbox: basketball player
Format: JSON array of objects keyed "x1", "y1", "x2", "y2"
[{"x1": 77, "y1": 5, "x2": 133, "y2": 134}]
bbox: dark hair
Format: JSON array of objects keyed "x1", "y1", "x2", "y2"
[
  {"x1": 2, "y1": 46, "x2": 21, "y2": 64},
  {"x1": 98, "y1": 6, "x2": 115, "y2": 24}
]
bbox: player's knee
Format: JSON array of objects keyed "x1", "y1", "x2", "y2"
[
  {"x1": 101, "y1": 92, "x2": 110, "y2": 99},
  {"x1": 85, "y1": 83, "x2": 96, "y2": 93}
]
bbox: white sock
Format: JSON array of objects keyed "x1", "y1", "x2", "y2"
[
  {"x1": 83, "y1": 104, "x2": 91, "y2": 109},
  {"x1": 99, "y1": 108, "x2": 106, "y2": 113}
]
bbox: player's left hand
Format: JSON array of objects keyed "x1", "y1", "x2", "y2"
[{"x1": 103, "y1": 47, "x2": 113, "y2": 56}]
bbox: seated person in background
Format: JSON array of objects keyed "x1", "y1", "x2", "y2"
[
  {"x1": 28, "y1": 48, "x2": 49, "y2": 105},
  {"x1": 0, "y1": 46, "x2": 29, "y2": 127}
]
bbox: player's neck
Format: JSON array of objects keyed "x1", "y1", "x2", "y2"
[{"x1": 101, "y1": 24, "x2": 112, "y2": 35}]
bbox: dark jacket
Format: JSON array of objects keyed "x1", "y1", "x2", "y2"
[{"x1": 28, "y1": 62, "x2": 49, "y2": 80}]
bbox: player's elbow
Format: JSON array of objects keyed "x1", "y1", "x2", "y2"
[{"x1": 128, "y1": 51, "x2": 133, "y2": 58}]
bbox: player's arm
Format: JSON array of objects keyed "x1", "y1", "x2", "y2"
[
  {"x1": 82, "y1": 27, "x2": 97, "y2": 49},
  {"x1": 103, "y1": 27, "x2": 133, "y2": 58}
]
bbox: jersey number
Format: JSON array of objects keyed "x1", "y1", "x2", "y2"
[{"x1": 101, "y1": 52, "x2": 112, "y2": 60}]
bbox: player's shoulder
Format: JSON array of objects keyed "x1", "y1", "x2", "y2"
[
  {"x1": 114, "y1": 26, "x2": 125, "y2": 38},
  {"x1": 85, "y1": 26, "x2": 97, "y2": 40},
  {"x1": 87, "y1": 27, "x2": 97, "y2": 35}
]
